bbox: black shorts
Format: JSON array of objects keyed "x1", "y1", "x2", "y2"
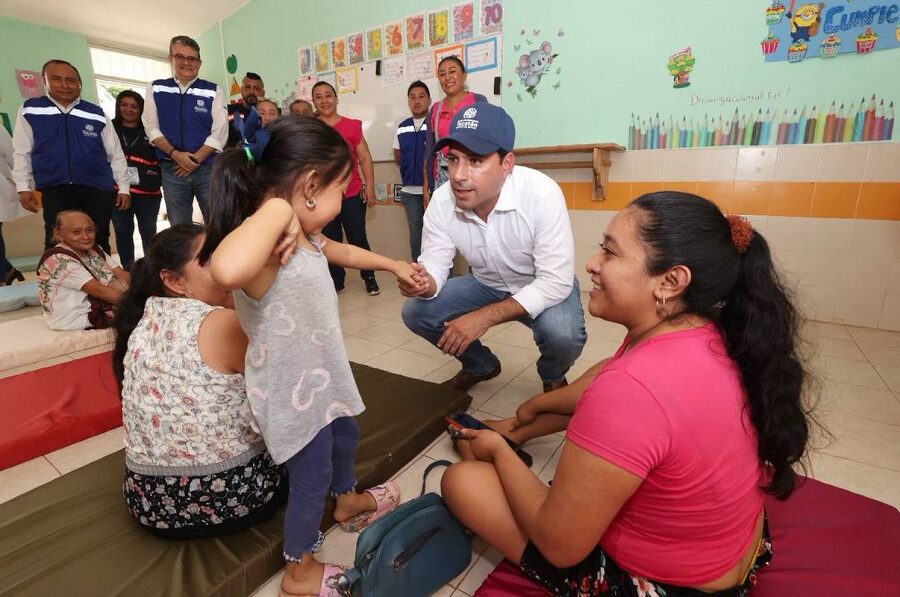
[{"x1": 519, "y1": 515, "x2": 772, "y2": 597}]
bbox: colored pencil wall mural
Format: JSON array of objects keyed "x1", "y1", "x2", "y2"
[
  {"x1": 761, "y1": 0, "x2": 900, "y2": 63},
  {"x1": 628, "y1": 94, "x2": 894, "y2": 150}
]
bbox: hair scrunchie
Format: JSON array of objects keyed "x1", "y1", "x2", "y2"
[{"x1": 726, "y1": 214, "x2": 754, "y2": 255}]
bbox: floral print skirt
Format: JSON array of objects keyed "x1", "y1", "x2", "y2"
[
  {"x1": 519, "y1": 515, "x2": 772, "y2": 597},
  {"x1": 124, "y1": 451, "x2": 287, "y2": 539}
]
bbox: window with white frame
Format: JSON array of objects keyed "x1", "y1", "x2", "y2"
[{"x1": 89, "y1": 46, "x2": 170, "y2": 118}]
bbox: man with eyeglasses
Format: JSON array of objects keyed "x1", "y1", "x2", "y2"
[
  {"x1": 142, "y1": 35, "x2": 228, "y2": 225},
  {"x1": 12, "y1": 59, "x2": 131, "y2": 253}
]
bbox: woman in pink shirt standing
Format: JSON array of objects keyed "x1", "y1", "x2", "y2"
[
  {"x1": 422, "y1": 56, "x2": 487, "y2": 208},
  {"x1": 312, "y1": 81, "x2": 380, "y2": 296},
  {"x1": 442, "y1": 192, "x2": 812, "y2": 596}
]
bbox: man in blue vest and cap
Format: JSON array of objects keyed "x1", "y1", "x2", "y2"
[
  {"x1": 143, "y1": 35, "x2": 228, "y2": 225},
  {"x1": 13, "y1": 59, "x2": 131, "y2": 253}
]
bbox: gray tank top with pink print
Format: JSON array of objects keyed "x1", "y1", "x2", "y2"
[{"x1": 233, "y1": 241, "x2": 364, "y2": 465}]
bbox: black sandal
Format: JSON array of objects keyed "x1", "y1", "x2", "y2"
[{"x1": 4, "y1": 267, "x2": 24, "y2": 285}]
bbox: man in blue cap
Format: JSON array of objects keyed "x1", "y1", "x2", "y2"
[{"x1": 400, "y1": 102, "x2": 586, "y2": 393}]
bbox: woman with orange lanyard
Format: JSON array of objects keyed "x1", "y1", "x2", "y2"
[
  {"x1": 422, "y1": 56, "x2": 487, "y2": 207},
  {"x1": 312, "y1": 81, "x2": 381, "y2": 296},
  {"x1": 110, "y1": 90, "x2": 162, "y2": 270}
]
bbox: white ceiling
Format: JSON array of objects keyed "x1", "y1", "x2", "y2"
[{"x1": 0, "y1": 0, "x2": 248, "y2": 55}]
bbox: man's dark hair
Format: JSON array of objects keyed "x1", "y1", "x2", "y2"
[
  {"x1": 244, "y1": 72, "x2": 263, "y2": 82},
  {"x1": 407, "y1": 80, "x2": 430, "y2": 97},
  {"x1": 42, "y1": 59, "x2": 81, "y2": 83},
  {"x1": 169, "y1": 35, "x2": 201, "y2": 57}
]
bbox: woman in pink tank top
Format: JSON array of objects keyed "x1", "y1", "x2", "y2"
[
  {"x1": 442, "y1": 192, "x2": 813, "y2": 596},
  {"x1": 312, "y1": 81, "x2": 381, "y2": 296}
]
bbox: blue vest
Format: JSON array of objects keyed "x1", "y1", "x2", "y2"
[
  {"x1": 396, "y1": 116, "x2": 428, "y2": 187},
  {"x1": 151, "y1": 77, "x2": 218, "y2": 164},
  {"x1": 22, "y1": 96, "x2": 114, "y2": 191}
]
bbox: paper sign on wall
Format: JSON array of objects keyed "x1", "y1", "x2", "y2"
[
  {"x1": 385, "y1": 21, "x2": 404, "y2": 56},
  {"x1": 406, "y1": 13, "x2": 426, "y2": 51},
  {"x1": 381, "y1": 55, "x2": 407, "y2": 85},
  {"x1": 407, "y1": 51, "x2": 434, "y2": 80},
  {"x1": 481, "y1": 0, "x2": 504, "y2": 35},
  {"x1": 366, "y1": 27, "x2": 384, "y2": 61},
  {"x1": 318, "y1": 71, "x2": 337, "y2": 91},
  {"x1": 298, "y1": 47, "x2": 312, "y2": 76},
  {"x1": 453, "y1": 2, "x2": 476, "y2": 42},
  {"x1": 336, "y1": 66, "x2": 359, "y2": 94},
  {"x1": 429, "y1": 9, "x2": 451, "y2": 46},
  {"x1": 331, "y1": 37, "x2": 347, "y2": 68},
  {"x1": 465, "y1": 36, "x2": 498, "y2": 73},
  {"x1": 16, "y1": 70, "x2": 44, "y2": 98},
  {"x1": 314, "y1": 42, "x2": 330, "y2": 73},
  {"x1": 295, "y1": 75, "x2": 317, "y2": 100},
  {"x1": 347, "y1": 33, "x2": 364, "y2": 65}
]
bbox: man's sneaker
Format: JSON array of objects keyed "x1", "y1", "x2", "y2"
[
  {"x1": 543, "y1": 378, "x2": 568, "y2": 393},
  {"x1": 335, "y1": 284, "x2": 346, "y2": 295},
  {"x1": 446, "y1": 363, "x2": 502, "y2": 392},
  {"x1": 365, "y1": 278, "x2": 380, "y2": 296}
]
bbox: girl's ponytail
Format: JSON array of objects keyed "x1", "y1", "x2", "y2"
[{"x1": 197, "y1": 149, "x2": 261, "y2": 265}]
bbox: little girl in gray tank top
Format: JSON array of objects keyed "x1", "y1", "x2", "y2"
[
  {"x1": 233, "y1": 237, "x2": 363, "y2": 464},
  {"x1": 202, "y1": 114, "x2": 427, "y2": 594}
]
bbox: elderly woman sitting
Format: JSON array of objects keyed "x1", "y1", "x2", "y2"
[
  {"x1": 37, "y1": 210, "x2": 129, "y2": 330},
  {"x1": 112, "y1": 223, "x2": 284, "y2": 538}
]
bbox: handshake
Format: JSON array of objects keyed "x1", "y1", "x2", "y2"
[{"x1": 393, "y1": 262, "x2": 433, "y2": 298}]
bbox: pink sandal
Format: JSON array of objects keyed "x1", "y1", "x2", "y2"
[
  {"x1": 338, "y1": 481, "x2": 401, "y2": 533},
  {"x1": 319, "y1": 564, "x2": 348, "y2": 597}
]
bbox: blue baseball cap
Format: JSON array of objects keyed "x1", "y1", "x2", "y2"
[{"x1": 434, "y1": 102, "x2": 515, "y2": 155}]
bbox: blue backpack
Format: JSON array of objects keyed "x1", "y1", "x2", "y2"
[{"x1": 337, "y1": 461, "x2": 472, "y2": 596}]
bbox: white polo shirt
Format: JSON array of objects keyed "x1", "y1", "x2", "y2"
[{"x1": 418, "y1": 165, "x2": 575, "y2": 319}]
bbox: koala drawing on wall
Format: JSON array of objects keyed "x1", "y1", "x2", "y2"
[{"x1": 516, "y1": 41, "x2": 558, "y2": 96}]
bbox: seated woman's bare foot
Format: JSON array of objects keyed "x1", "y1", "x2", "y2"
[
  {"x1": 483, "y1": 418, "x2": 526, "y2": 445},
  {"x1": 280, "y1": 558, "x2": 324, "y2": 597},
  {"x1": 332, "y1": 490, "x2": 376, "y2": 523}
]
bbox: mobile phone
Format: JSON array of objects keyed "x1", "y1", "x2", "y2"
[{"x1": 448, "y1": 411, "x2": 489, "y2": 431}]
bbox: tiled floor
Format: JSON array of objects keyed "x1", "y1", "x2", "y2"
[{"x1": 1, "y1": 277, "x2": 899, "y2": 596}]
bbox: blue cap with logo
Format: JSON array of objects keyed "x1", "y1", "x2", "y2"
[{"x1": 434, "y1": 102, "x2": 515, "y2": 155}]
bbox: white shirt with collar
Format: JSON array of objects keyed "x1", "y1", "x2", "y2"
[
  {"x1": 142, "y1": 77, "x2": 228, "y2": 152},
  {"x1": 418, "y1": 165, "x2": 575, "y2": 319},
  {"x1": 11, "y1": 96, "x2": 131, "y2": 194}
]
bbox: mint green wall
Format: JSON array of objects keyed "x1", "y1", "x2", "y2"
[
  {"x1": 197, "y1": 24, "x2": 227, "y2": 95},
  {"x1": 201, "y1": 0, "x2": 900, "y2": 147},
  {"x1": 0, "y1": 16, "x2": 97, "y2": 129},
  {"x1": 502, "y1": 1, "x2": 899, "y2": 147}
]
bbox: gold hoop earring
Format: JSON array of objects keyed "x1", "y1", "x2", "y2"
[
  {"x1": 306, "y1": 197, "x2": 317, "y2": 208},
  {"x1": 655, "y1": 295, "x2": 667, "y2": 318},
  {"x1": 184, "y1": 288, "x2": 195, "y2": 299}
]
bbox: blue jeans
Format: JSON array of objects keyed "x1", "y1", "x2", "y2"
[
  {"x1": 160, "y1": 160, "x2": 212, "y2": 225},
  {"x1": 402, "y1": 275, "x2": 587, "y2": 383},
  {"x1": 111, "y1": 196, "x2": 161, "y2": 269},
  {"x1": 398, "y1": 191, "x2": 424, "y2": 261},
  {"x1": 282, "y1": 417, "x2": 359, "y2": 560}
]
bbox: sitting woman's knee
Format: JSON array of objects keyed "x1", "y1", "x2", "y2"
[{"x1": 441, "y1": 461, "x2": 479, "y2": 507}]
